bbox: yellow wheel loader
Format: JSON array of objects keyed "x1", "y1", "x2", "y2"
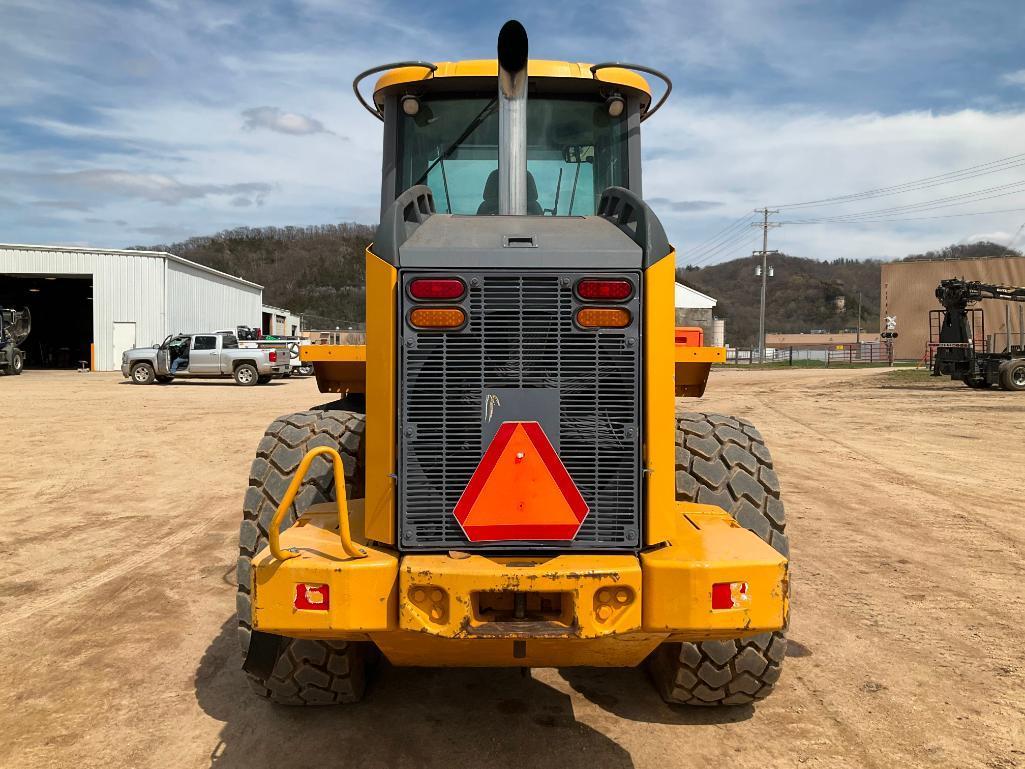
[{"x1": 237, "y1": 20, "x2": 789, "y2": 707}]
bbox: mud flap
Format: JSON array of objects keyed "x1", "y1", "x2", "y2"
[{"x1": 242, "y1": 630, "x2": 284, "y2": 679}]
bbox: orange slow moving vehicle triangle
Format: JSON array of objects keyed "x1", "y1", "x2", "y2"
[{"x1": 453, "y1": 421, "x2": 589, "y2": 542}]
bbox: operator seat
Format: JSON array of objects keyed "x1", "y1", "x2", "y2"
[{"x1": 477, "y1": 170, "x2": 544, "y2": 215}]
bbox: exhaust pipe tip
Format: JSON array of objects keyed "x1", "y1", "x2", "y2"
[{"x1": 497, "y1": 19, "x2": 528, "y2": 75}]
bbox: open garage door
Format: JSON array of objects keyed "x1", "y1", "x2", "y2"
[{"x1": 0, "y1": 274, "x2": 93, "y2": 369}]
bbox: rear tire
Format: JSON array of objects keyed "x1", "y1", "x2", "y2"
[
  {"x1": 648, "y1": 412, "x2": 789, "y2": 706},
  {"x1": 130, "y1": 362, "x2": 155, "y2": 385},
  {"x1": 234, "y1": 363, "x2": 258, "y2": 386},
  {"x1": 237, "y1": 409, "x2": 374, "y2": 705},
  {"x1": 998, "y1": 359, "x2": 1025, "y2": 391},
  {"x1": 11, "y1": 350, "x2": 23, "y2": 375}
]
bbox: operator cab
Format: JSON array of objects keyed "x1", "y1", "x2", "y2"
[{"x1": 362, "y1": 61, "x2": 666, "y2": 218}]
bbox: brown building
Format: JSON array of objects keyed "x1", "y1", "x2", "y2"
[{"x1": 881, "y1": 255, "x2": 1025, "y2": 360}]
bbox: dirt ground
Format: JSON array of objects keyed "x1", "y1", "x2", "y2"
[{"x1": 1, "y1": 367, "x2": 1022, "y2": 769}]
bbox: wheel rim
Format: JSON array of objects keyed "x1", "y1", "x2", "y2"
[
  {"x1": 238, "y1": 368, "x2": 254, "y2": 383},
  {"x1": 134, "y1": 366, "x2": 150, "y2": 382},
  {"x1": 1013, "y1": 366, "x2": 1025, "y2": 387}
]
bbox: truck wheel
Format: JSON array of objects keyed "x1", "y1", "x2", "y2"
[
  {"x1": 237, "y1": 409, "x2": 374, "y2": 705},
  {"x1": 964, "y1": 378, "x2": 991, "y2": 389},
  {"x1": 130, "y1": 362, "x2": 155, "y2": 385},
  {"x1": 297, "y1": 364, "x2": 314, "y2": 376},
  {"x1": 10, "y1": 350, "x2": 23, "y2": 375},
  {"x1": 648, "y1": 412, "x2": 789, "y2": 706},
  {"x1": 234, "y1": 363, "x2": 258, "y2": 386},
  {"x1": 998, "y1": 360, "x2": 1025, "y2": 391}
]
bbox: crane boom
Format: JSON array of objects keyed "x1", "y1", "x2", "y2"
[{"x1": 932, "y1": 278, "x2": 1025, "y2": 391}]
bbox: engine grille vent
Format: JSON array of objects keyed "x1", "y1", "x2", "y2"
[{"x1": 399, "y1": 272, "x2": 641, "y2": 550}]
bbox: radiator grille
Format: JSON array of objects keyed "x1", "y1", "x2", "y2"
[{"x1": 399, "y1": 272, "x2": 641, "y2": 550}]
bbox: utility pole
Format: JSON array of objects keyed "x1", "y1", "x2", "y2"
[
  {"x1": 856, "y1": 291, "x2": 862, "y2": 345},
  {"x1": 752, "y1": 208, "x2": 781, "y2": 363}
]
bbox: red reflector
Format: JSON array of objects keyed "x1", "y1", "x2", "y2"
[
  {"x1": 294, "y1": 583, "x2": 330, "y2": 611},
  {"x1": 409, "y1": 278, "x2": 465, "y2": 300},
  {"x1": 269, "y1": 350, "x2": 277, "y2": 362},
  {"x1": 712, "y1": 581, "x2": 748, "y2": 610},
  {"x1": 576, "y1": 278, "x2": 633, "y2": 301}
]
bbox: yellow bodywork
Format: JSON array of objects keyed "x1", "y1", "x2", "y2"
[
  {"x1": 373, "y1": 59, "x2": 653, "y2": 111},
  {"x1": 251, "y1": 499, "x2": 788, "y2": 667},
  {"x1": 675, "y1": 345, "x2": 726, "y2": 398}
]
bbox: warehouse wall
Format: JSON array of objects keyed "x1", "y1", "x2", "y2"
[
  {"x1": 0, "y1": 246, "x2": 166, "y2": 372},
  {"x1": 1, "y1": 246, "x2": 263, "y2": 371},
  {"x1": 166, "y1": 260, "x2": 262, "y2": 337},
  {"x1": 881, "y1": 255, "x2": 1025, "y2": 360}
]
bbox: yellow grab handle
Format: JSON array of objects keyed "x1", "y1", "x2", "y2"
[{"x1": 268, "y1": 446, "x2": 367, "y2": 561}]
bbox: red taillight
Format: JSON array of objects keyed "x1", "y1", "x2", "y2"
[
  {"x1": 294, "y1": 583, "x2": 330, "y2": 611},
  {"x1": 269, "y1": 350, "x2": 277, "y2": 362},
  {"x1": 576, "y1": 279, "x2": 633, "y2": 301},
  {"x1": 711, "y1": 581, "x2": 748, "y2": 610},
  {"x1": 410, "y1": 278, "x2": 466, "y2": 301}
]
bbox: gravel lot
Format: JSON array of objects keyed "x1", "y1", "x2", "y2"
[{"x1": 1, "y1": 368, "x2": 1022, "y2": 769}]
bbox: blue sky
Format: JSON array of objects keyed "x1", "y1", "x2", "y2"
[{"x1": 3, "y1": 0, "x2": 1025, "y2": 262}]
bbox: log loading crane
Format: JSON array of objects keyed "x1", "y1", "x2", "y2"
[{"x1": 933, "y1": 278, "x2": 1025, "y2": 391}]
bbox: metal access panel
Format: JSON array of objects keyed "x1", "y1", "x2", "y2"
[{"x1": 398, "y1": 271, "x2": 642, "y2": 551}]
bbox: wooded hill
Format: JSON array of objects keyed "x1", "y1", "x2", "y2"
[
  {"x1": 140, "y1": 224, "x2": 373, "y2": 327},
  {"x1": 138, "y1": 226, "x2": 1018, "y2": 343},
  {"x1": 679, "y1": 254, "x2": 884, "y2": 346}
]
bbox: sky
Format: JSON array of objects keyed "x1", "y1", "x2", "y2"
[{"x1": 3, "y1": 0, "x2": 1025, "y2": 264}]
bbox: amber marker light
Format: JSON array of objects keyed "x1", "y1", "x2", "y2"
[
  {"x1": 576, "y1": 307, "x2": 631, "y2": 328},
  {"x1": 410, "y1": 307, "x2": 466, "y2": 329}
]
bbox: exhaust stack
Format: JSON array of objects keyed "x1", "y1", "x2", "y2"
[{"x1": 497, "y1": 20, "x2": 528, "y2": 215}]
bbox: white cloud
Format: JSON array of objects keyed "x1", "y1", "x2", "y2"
[
  {"x1": 643, "y1": 102, "x2": 1025, "y2": 261},
  {"x1": 241, "y1": 106, "x2": 334, "y2": 136},
  {"x1": 1002, "y1": 69, "x2": 1025, "y2": 87}
]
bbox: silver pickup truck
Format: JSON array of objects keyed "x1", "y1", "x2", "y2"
[{"x1": 121, "y1": 332, "x2": 287, "y2": 386}]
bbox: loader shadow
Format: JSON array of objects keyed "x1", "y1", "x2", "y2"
[{"x1": 196, "y1": 619, "x2": 635, "y2": 769}]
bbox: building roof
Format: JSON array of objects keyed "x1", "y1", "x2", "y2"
[
  {"x1": 675, "y1": 282, "x2": 717, "y2": 310},
  {"x1": 767, "y1": 332, "x2": 881, "y2": 346},
  {"x1": 0, "y1": 242, "x2": 262, "y2": 290}
]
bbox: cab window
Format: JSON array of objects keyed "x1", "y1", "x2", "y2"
[
  {"x1": 193, "y1": 336, "x2": 217, "y2": 351},
  {"x1": 397, "y1": 96, "x2": 629, "y2": 216}
]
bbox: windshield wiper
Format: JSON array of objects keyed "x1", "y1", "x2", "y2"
[{"x1": 414, "y1": 98, "x2": 498, "y2": 188}]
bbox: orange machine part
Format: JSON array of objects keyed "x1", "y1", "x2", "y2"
[{"x1": 675, "y1": 326, "x2": 704, "y2": 347}]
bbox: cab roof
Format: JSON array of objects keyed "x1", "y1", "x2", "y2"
[{"x1": 373, "y1": 59, "x2": 652, "y2": 110}]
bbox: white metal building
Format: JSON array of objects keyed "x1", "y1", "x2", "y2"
[{"x1": 0, "y1": 244, "x2": 263, "y2": 371}]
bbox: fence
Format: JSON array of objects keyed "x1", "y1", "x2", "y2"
[{"x1": 723, "y1": 343, "x2": 894, "y2": 366}]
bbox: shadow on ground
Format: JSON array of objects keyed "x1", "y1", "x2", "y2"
[{"x1": 196, "y1": 619, "x2": 752, "y2": 769}]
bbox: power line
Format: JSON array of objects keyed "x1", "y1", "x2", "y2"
[
  {"x1": 771, "y1": 151, "x2": 1025, "y2": 210},
  {"x1": 687, "y1": 212, "x2": 758, "y2": 253},
  {"x1": 686, "y1": 215, "x2": 758, "y2": 261},
  {"x1": 780, "y1": 205, "x2": 1025, "y2": 224}
]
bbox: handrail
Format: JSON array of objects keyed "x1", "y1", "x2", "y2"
[
  {"x1": 268, "y1": 446, "x2": 367, "y2": 561},
  {"x1": 352, "y1": 61, "x2": 438, "y2": 121},
  {"x1": 589, "y1": 62, "x2": 672, "y2": 122}
]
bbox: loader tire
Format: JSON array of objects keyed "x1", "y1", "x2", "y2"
[
  {"x1": 649, "y1": 412, "x2": 789, "y2": 707},
  {"x1": 237, "y1": 409, "x2": 374, "y2": 705}
]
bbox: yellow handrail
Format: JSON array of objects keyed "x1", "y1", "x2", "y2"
[{"x1": 268, "y1": 446, "x2": 367, "y2": 561}]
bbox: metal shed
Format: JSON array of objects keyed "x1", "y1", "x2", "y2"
[{"x1": 0, "y1": 243, "x2": 263, "y2": 371}]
